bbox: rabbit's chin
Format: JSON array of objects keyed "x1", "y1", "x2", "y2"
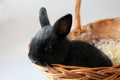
[{"x1": 33, "y1": 64, "x2": 52, "y2": 72}]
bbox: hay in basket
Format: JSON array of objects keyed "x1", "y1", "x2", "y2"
[{"x1": 34, "y1": 0, "x2": 120, "y2": 80}]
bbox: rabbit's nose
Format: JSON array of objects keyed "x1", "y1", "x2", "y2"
[
  {"x1": 28, "y1": 54, "x2": 37, "y2": 64},
  {"x1": 31, "y1": 58, "x2": 37, "y2": 64}
]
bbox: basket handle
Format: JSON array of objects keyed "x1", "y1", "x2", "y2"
[{"x1": 74, "y1": 0, "x2": 82, "y2": 32}]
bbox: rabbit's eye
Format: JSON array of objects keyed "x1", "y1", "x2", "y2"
[{"x1": 45, "y1": 44, "x2": 53, "y2": 50}]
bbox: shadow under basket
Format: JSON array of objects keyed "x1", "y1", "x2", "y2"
[{"x1": 35, "y1": 17, "x2": 120, "y2": 80}]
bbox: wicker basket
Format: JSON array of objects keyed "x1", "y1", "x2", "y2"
[{"x1": 35, "y1": 0, "x2": 120, "y2": 80}]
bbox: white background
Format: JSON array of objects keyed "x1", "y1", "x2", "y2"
[{"x1": 0, "y1": 0, "x2": 120, "y2": 80}]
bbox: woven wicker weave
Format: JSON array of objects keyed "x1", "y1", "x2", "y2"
[
  {"x1": 34, "y1": 0, "x2": 120, "y2": 80},
  {"x1": 35, "y1": 64, "x2": 120, "y2": 80},
  {"x1": 68, "y1": 17, "x2": 120, "y2": 43}
]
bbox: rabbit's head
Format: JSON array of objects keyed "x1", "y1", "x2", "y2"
[{"x1": 28, "y1": 7, "x2": 72, "y2": 66}]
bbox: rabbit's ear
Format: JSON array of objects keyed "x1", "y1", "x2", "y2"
[
  {"x1": 39, "y1": 7, "x2": 50, "y2": 27},
  {"x1": 53, "y1": 14, "x2": 72, "y2": 37}
]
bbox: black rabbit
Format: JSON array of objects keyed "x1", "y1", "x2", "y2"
[{"x1": 28, "y1": 7, "x2": 112, "y2": 67}]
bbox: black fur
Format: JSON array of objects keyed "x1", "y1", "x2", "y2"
[{"x1": 28, "y1": 7, "x2": 113, "y2": 67}]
